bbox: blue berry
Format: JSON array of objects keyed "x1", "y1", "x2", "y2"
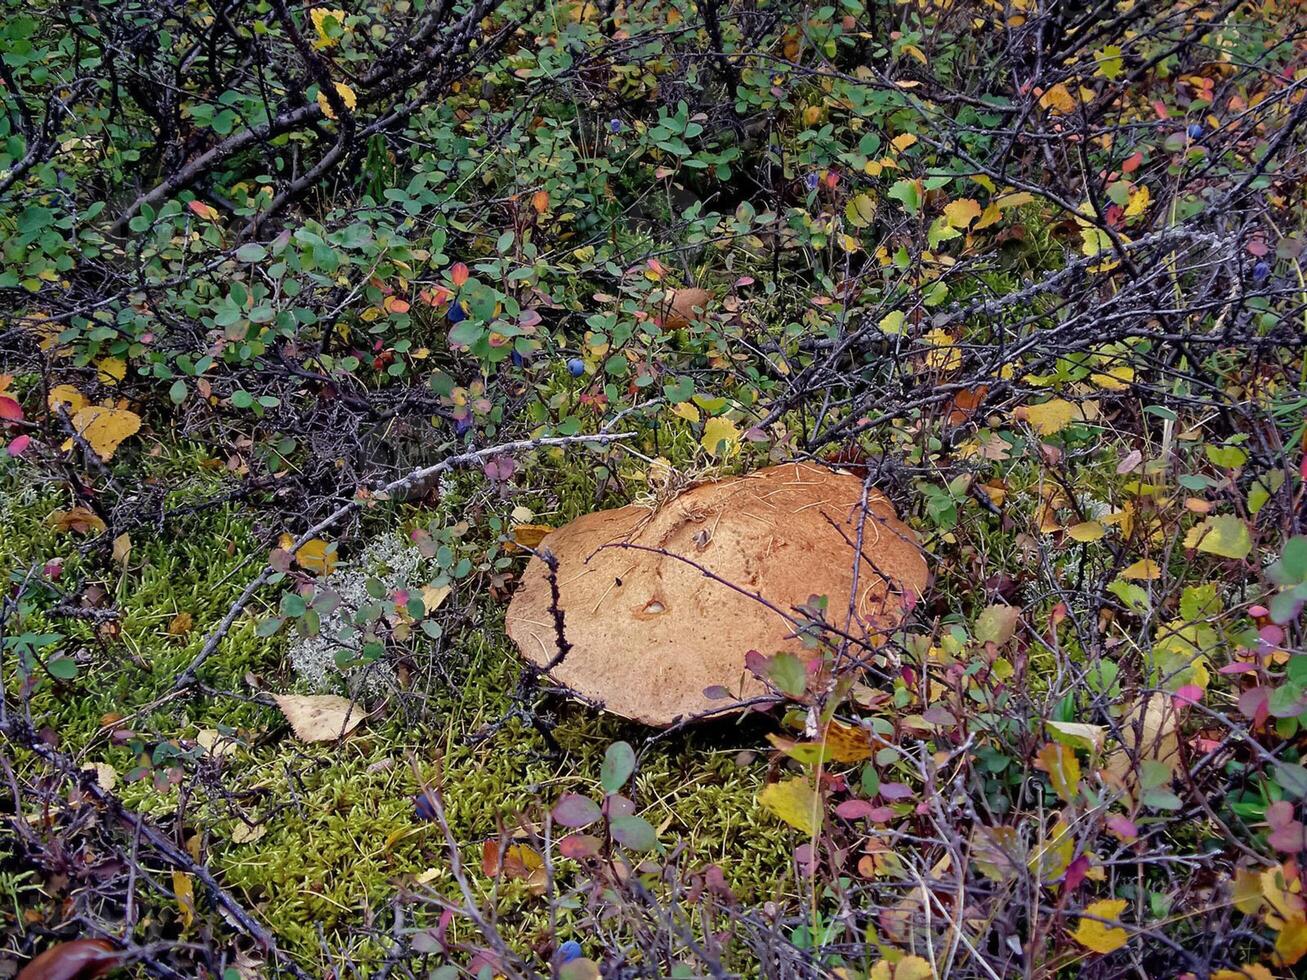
[
  {"x1": 413, "y1": 792, "x2": 437, "y2": 821},
  {"x1": 447, "y1": 302, "x2": 466, "y2": 324},
  {"x1": 566, "y1": 358, "x2": 585, "y2": 377},
  {"x1": 557, "y1": 941, "x2": 583, "y2": 963},
  {"x1": 1253, "y1": 260, "x2": 1271, "y2": 284},
  {"x1": 511, "y1": 350, "x2": 525, "y2": 367},
  {"x1": 1187, "y1": 123, "x2": 1204, "y2": 139},
  {"x1": 610, "y1": 119, "x2": 622, "y2": 134},
  {"x1": 804, "y1": 173, "x2": 819, "y2": 191},
  {"x1": 454, "y1": 415, "x2": 473, "y2": 436}
]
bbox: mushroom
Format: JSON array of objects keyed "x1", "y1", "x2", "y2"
[{"x1": 504, "y1": 462, "x2": 928, "y2": 726}]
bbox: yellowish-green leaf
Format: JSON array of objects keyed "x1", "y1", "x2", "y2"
[
  {"x1": 878, "y1": 310, "x2": 906, "y2": 335},
  {"x1": 294, "y1": 538, "x2": 338, "y2": 575},
  {"x1": 1073, "y1": 898, "x2": 1129, "y2": 954},
  {"x1": 700, "y1": 416, "x2": 740, "y2": 458},
  {"x1": 758, "y1": 777, "x2": 821, "y2": 835},
  {"x1": 1121, "y1": 558, "x2": 1161, "y2": 580},
  {"x1": 1067, "y1": 521, "x2": 1105, "y2": 542},
  {"x1": 670, "y1": 401, "x2": 700, "y2": 423},
  {"x1": 172, "y1": 871, "x2": 196, "y2": 929},
  {"x1": 1184, "y1": 514, "x2": 1252, "y2": 560}
]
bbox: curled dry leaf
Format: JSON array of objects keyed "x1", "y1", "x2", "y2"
[
  {"x1": 16, "y1": 939, "x2": 118, "y2": 980},
  {"x1": 272, "y1": 693, "x2": 367, "y2": 742},
  {"x1": 47, "y1": 506, "x2": 107, "y2": 535}
]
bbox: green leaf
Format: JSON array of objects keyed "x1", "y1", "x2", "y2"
[
  {"x1": 609, "y1": 814, "x2": 658, "y2": 851},
  {"x1": 600, "y1": 741, "x2": 636, "y2": 794},
  {"x1": 47, "y1": 657, "x2": 79, "y2": 680}
]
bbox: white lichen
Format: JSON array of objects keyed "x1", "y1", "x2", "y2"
[{"x1": 289, "y1": 532, "x2": 426, "y2": 698}]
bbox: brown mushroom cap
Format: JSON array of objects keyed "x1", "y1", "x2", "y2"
[{"x1": 504, "y1": 462, "x2": 929, "y2": 726}]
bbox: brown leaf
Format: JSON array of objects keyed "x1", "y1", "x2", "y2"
[
  {"x1": 46, "y1": 507, "x2": 107, "y2": 535},
  {"x1": 654, "y1": 288, "x2": 713, "y2": 330},
  {"x1": 16, "y1": 940, "x2": 118, "y2": 980}
]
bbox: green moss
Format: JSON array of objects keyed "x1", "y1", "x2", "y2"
[{"x1": 1, "y1": 454, "x2": 797, "y2": 973}]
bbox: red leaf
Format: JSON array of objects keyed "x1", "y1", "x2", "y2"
[
  {"x1": 451, "y1": 262, "x2": 469, "y2": 287},
  {"x1": 17, "y1": 939, "x2": 118, "y2": 980},
  {"x1": 7, "y1": 434, "x2": 31, "y2": 456},
  {"x1": 0, "y1": 395, "x2": 23, "y2": 421},
  {"x1": 559, "y1": 834, "x2": 601, "y2": 859}
]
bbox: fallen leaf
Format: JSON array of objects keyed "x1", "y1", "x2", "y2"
[
  {"x1": 96, "y1": 357, "x2": 126, "y2": 384},
  {"x1": 1073, "y1": 898, "x2": 1129, "y2": 953},
  {"x1": 48, "y1": 385, "x2": 87, "y2": 414},
  {"x1": 759, "y1": 777, "x2": 821, "y2": 835},
  {"x1": 272, "y1": 694, "x2": 366, "y2": 742},
  {"x1": 1106, "y1": 694, "x2": 1180, "y2": 781},
  {"x1": 869, "y1": 955, "x2": 934, "y2": 980},
  {"x1": 701, "y1": 416, "x2": 741, "y2": 458},
  {"x1": 47, "y1": 507, "x2": 107, "y2": 535},
  {"x1": 511, "y1": 524, "x2": 554, "y2": 549},
  {"x1": 1017, "y1": 398, "x2": 1078, "y2": 436},
  {"x1": 112, "y1": 533, "x2": 131, "y2": 566},
  {"x1": 294, "y1": 538, "x2": 337, "y2": 575},
  {"x1": 81, "y1": 762, "x2": 118, "y2": 791},
  {"x1": 14, "y1": 939, "x2": 118, "y2": 980},
  {"x1": 654, "y1": 287, "x2": 713, "y2": 329},
  {"x1": 943, "y1": 197, "x2": 983, "y2": 229},
  {"x1": 66, "y1": 406, "x2": 141, "y2": 460},
  {"x1": 1039, "y1": 83, "x2": 1078, "y2": 114},
  {"x1": 172, "y1": 870, "x2": 196, "y2": 929},
  {"x1": 168, "y1": 612, "x2": 193, "y2": 636},
  {"x1": 419, "y1": 583, "x2": 451, "y2": 613},
  {"x1": 231, "y1": 821, "x2": 267, "y2": 845}
]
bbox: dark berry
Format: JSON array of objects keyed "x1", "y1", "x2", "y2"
[
  {"x1": 447, "y1": 302, "x2": 467, "y2": 324},
  {"x1": 1253, "y1": 260, "x2": 1271, "y2": 284},
  {"x1": 1187, "y1": 123, "x2": 1204, "y2": 139},
  {"x1": 567, "y1": 358, "x2": 585, "y2": 377},
  {"x1": 413, "y1": 792, "x2": 437, "y2": 821},
  {"x1": 557, "y1": 940, "x2": 582, "y2": 963}
]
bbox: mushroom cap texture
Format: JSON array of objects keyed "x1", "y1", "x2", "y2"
[{"x1": 504, "y1": 462, "x2": 928, "y2": 726}]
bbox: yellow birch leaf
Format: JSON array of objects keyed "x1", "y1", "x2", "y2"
[
  {"x1": 1212, "y1": 967, "x2": 1274, "y2": 980},
  {"x1": 66, "y1": 406, "x2": 141, "y2": 460},
  {"x1": 670, "y1": 401, "x2": 701, "y2": 423},
  {"x1": 1121, "y1": 558, "x2": 1161, "y2": 580},
  {"x1": 295, "y1": 538, "x2": 337, "y2": 575},
  {"x1": 1035, "y1": 741, "x2": 1081, "y2": 803},
  {"x1": 1090, "y1": 365, "x2": 1134, "y2": 390},
  {"x1": 1039, "y1": 83, "x2": 1077, "y2": 114},
  {"x1": 1124, "y1": 184, "x2": 1151, "y2": 217},
  {"x1": 1276, "y1": 917, "x2": 1307, "y2": 966},
  {"x1": 943, "y1": 198, "x2": 983, "y2": 229},
  {"x1": 1018, "y1": 398, "x2": 1077, "y2": 435},
  {"x1": 700, "y1": 416, "x2": 740, "y2": 458},
  {"x1": 923, "y1": 329, "x2": 961, "y2": 372},
  {"x1": 316, "y1": 81, "x2": 357, "y2": 119},
  {"x1": 172, "y1": 871, "x2": 196, "y2": 929},
  {"x1": 511, "y1": 524, "x2": 554, "y2": 548},
  {"x1": 97, "y1": 356, "x2": 126, "y2": 384},
  {"x1": 1183, "y1": 514, "x2": 1252, "y2": 560},
  {"x1": 1073, "y1": 898, "x2": 1129, "y2": 953},
  {"x1": 758, "y1": 777, "x2": 821, "y2": 835},
  {"x1": 420, "y1": 583, "x2": 451, "y2": 613},
  {"x1": 1067, "y1": 521, "x2": 1105, "y2": 542},
  {"x1": 310, "y1": 7, "x2": 347, "y2": 47},
  {"x1": 878, "y1": 309, "x2": 906, "y2": 335},
  {"x1": 48, "y1": 385, "x2": 87, "y2": 415}
]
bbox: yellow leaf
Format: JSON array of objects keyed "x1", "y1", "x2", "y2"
[
  {"x1": 172, "y1": 871, "x2": 196, "y2": 929},
  {"x1": 890, "y1": 133, "x2": 918, "y2": 153},
  {"x1": 1121, "y1": 558, "x2": 1161, "y2": 580},
  {"x1": 1212, "y1": 966, "x2": 1274, "y2": 980},
  {"x1": 231, "y1": 821, "x2": 267, "y2": 844},
  {"x1": 1073, "y1": 898, "x2": 1129, "y2": 953},
  {"x1": 310, "y1": 7, "x2": 347, "y2": 46},
  {"x1": 670, "y1": 401, "x2": 701, "y2": 423},
  {"x1": 316, "y1": 81, "x2": 357, "y2": 120},
  {"x1": 272, "y1": 693, "x2": 367, "y2": 742},
  {"x1": 1090, "y1": 365, "x2": 1134, "y2": 390},
  {"x1": 97, "y1": 357, "x2": 126, "y2": 384},
  {"x1": 48, "y1": 384, "x2": 87, "y2": 414},
  {"x1": 1035, "y1": 741, "x2": 1081, "y2": 803},
  {"x1": 878, "y1": 309, "x2": 906, "y2": 335},
  {"x1": 1231, "y1": 867, "x2": 1264, "y2": 915},
  {"x1": 870, "y1": 955, "x2": 934, "y2": 980},
  {"x1": 700, "y1": 416, "x2": 740, "y2": 458},
  {"x1": 66, "y1": 406, "x2": 141, "y2": 460},
  {"x1": 1039, "y1": 83, "x2": 1077, "y2": 114},
  {"x1": 1046, "y1": 720, "x2": 1106, "y2": 753},
  {"x1": 1277, "y1": 917, "x2": 1307, "y2": 966},
  {"x1": 758, "y1": 777, "x2": 821, "y2": 835},
  {"x1": 1106, "y1": 694, "x2": 1180, "y2": 781},
  {"x1": 511, "y1": 524, "x2": 554, "y2": 548},
  {"x1": 943, "y1": 198, "x2": 982, "y2": 229},
  {"x1": 112, "y1": 532, "x2": 132, "y2": 566},
  {"x1": 1183, "y1": 514, "x2": 1252, "y2": 560},
  {"x1": 923, "y1": 329, "x2": 961, "y2": 373},
  {"x1": 1124, "y1": 184, "x2": 1150, "y2": 218},
  {"x1": 1067, "y1": 521, "x2": 1105, "y2": 542},
  {"x1": 1017, "y1": 398, "x2": 1077, "y2": 436},
  {"x1": 295, "y1": 538, "x2": 337, "y2": 575},
  {"x1": 420, "y1": 583, "x2": 451, "y2": 613}
]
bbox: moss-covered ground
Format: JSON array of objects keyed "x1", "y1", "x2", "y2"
[{"x1": 0, "y1": 444, "x2": 797, "y2": 974}]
